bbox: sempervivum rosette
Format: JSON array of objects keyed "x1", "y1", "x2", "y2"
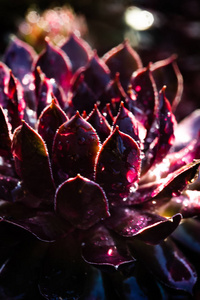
[{"x1": 0, "y1": 33, "x2": 200, "y2": 299}]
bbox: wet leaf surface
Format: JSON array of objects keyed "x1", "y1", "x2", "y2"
[
  {"x1": 81, "y1": 223, "x2": 134, "y2": 269},
  {"x1": 55, "y1": 174, "x2": 110, "y2": 229},
  {"x1": 95, "y1": 127, "x2": 141, "y2": 203},
  {"x1": 12, "y1": 121, "x2": 55, "y2": 200},
  {"x1": 52, "y1": 112, "x2": 100, "y2": 184}
]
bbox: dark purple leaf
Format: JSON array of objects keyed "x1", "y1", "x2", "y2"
[
  {"x1": 128, "y1": 238, "x2": 197, "y2": 294},
  {"x1": 141, "y1": 86, "x2": 176, "y2": 174},
  {"x1": 3, "y1": 36, "x2": 36, "y2": 84},
  {"x1": 52, "y1": 111, "x2": 100, "y2": 184},
  {"x1": 0, "y1": 62, "x2": 10, "y2": 88},
  {"x1": 35, "y1": 67, "x2": 66, "y2": 116},
  {"x1": 35, "y1": 38, "x2": 72, "y2": 94},
  {"x1": 55, "y1": 174, "x2": 110, "y2": 229},
  {"x1": 81, "y1": 52, "x2": 111, "y2": 97},
  {"x1": 172, "y1": 218, "x2": 200, "y2": 254},
  {"x1": 128, "y1": 160, "x2": 200, "y2": 204},
  {"x1": 38, "y1": 96, "x2": 68, "y2": 156},
  {"x1": 61, "y1": 33, "x2": 92, "y2": 73},
  {"x1": 0, "y1": 105, "x2": 12, "y2": 158},
  {"x1": 113, "y1": 101, "x2": 146, "y2": 145},
  {"x1": 105, "y1": 206, "x2": 181, "y2": 244},
  {"x1": 0, "y1": 200, "x2": 72, "y2": 242},
  {"x1": 130, "y1": 65, "x2": 158, "y2": 130},
  {"x1": 39, "y1": 233, "x2": 90, "y2": 300},
  {"x1": 98, "y1": 72, "x2": 129, "y2": 113},
  {"x1": 174, "y1": 109, "x2": 200, "y2": 150},
  {"x1": 86, "y1": 104, "x2": 111, "y2": 142},
  {"x1": 95, "y1": 127, "x2": 141, "y2": 204},
  {"x1": 159, "y1": 190, "x2": 200, "y2": 219},
  {"x1": 151, "y1": 55, "x2": 183, "y2": 111},
  {"x1": 69, "y1": 72, "x2": 98, "y2": 115},
  {"x1": 0, "y1": 237, "x2": 47, "y2": 300},
  {"x1": 81, "y1": 223, "x2": 134, "y2": 269},
  {"x1": 103, "y1": 40, "x2": 142, "y2": 90},
  {"x1": 7, "y1": 71, "x2": 25, "y2": 131},
  {"x1": 12, "y1": 121, "x2": 55, "y2": 200}
]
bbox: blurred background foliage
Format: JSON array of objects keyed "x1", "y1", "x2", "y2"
[{"x1": 0, "y1": 0, "x2": 200, "y2": 120}]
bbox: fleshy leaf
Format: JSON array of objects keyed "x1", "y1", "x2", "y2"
[
  {"x1": 174, "y1": 109, "x2": 200, "y2": 150},
  {"x1": 130, "y1": 65, "x2": 158, "y2": 130},
  {"x1": 0, "y1": 236, "x2": 48, "y2": 300},
  {"x1": 105, "y1": 206, "x2": 181, "y2": 244},
  {"x1": 55, "y1": 174, "x2": 110, "y2": 230},
  {"x1": 12, "y1": 121, "x2": 55, "y2": 200},
  {"x1": 69, "y1": 72, "x2": 98, "y2": 115},
  {"x1": 0, "y1": 106, "x2": 12, "y2": 158},
  {"x1": 4, "y1": 36, "x2": 36, "y2": 84},
  {"x1": 98, "y1": 72, "x2": 129, "y2": 113},
  {"x1": 86, "y1": 104, "x2": 111, "y2": 143},
  {"x1": 81, "y1": 223, "x2": 134, "y2": 269},
  {"x1": 80, "y1": 52, "x2": 111, "y2": 97},
  {"x1": 103, "y1": 40, "x2": 142, "y2": 90},
  {"x1": 52, "y1": 111, "x2": 100, "y2": 184},
  {"x1": 128, "y1": 238, "x2": 197, "y2": 294},
  {"x1": 38, "y1": 96, "x2": 68, "y2": 156},
  {"x1": 61, "y1": 33, "x2": 92, "y2": 73},
  {"x1": 95, "y1": 127, "x2": 141, "y2": 203},
  {"x1": 159, "y1": 190, "x2": 200, "y2": 218},
  {"x1": 7, "y1": 71, "x2": 25, "y2": 131},
  {"x1": 35, "y1": 38, "x2": 72, "y2": 94},
  {"x1": 172, "y1": 218, "x2": 200, "y2": 254},
  {"x1": 141, "y1": 86, "x2": 176, "y2": 174},
  {"x1": 113, "y1": 101, "x2": 146, "y2": 144},
  {"x1": 0, "y1": 200, "x2": 72, "y2": 242},
  {"x1": 151, "y1": 55, "x2": 184, "y2": 111},
  {"x1": 128, "y1": 160, "x2": 200, "y2": 204},
  {"x1": 39, "y1": 233, "x2": 90, "y2": 300}
]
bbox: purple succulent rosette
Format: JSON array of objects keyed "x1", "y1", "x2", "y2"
[{"x1": 0, "y1": 33, "x2": 200, "y2": 299}]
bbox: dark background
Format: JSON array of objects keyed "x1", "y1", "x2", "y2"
[{"x1": 0, "y1": 0, "x2": 200, "y2": 120}]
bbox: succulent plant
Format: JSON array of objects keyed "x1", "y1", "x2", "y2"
[{"x1": 0, "y1": 32, "x2": 200, "y2": 299}]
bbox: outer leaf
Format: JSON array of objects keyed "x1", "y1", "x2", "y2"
[
  {"x1": 151, "y1": 55, "x2": 183, "y2": 111},
  {"x1": 52, "y1": 112, "x2": 100, "y2": 184},
  {"x1": 0, "y1": 237, "x2": 47, "y2": 300},
  {"x1": 105, "y1": 206, "x2": 181, "y2": 244},
  {"x1": 0, "y1": 200, "x2": 72, "y2": 242},
  {"x1": 39, "y1": 233, "x2": 90, "y2": 300},
  {"x1": 55, "y1": 174, "x2": 110, "y2": 229},
  {"x1": 95, "y1": 127, "x2": 141, "y2": 203},
  {"x1": 103, "y1": 40, "x2": 142, "y2": 90},
  {"x1": 128, "y1": 238, "x2": 197, "y2": 294},
  {"x1": 158, "y1": 190, "x2": 200, "y2": 218},
  {"x1": 174, "y1": 109, "x2": 200, "y2": 150},
  {"x1": 172, "y1": 218, "x2": 200, "y2": 254},
  {"x1": 128, "y1": 160, "x2": 200, "y2": 204},
  {"x1": 12, "y1": 121, "x2": 55, "y2": 200},
  {"x1": 81, "y1": 223, "x2": 134, "y2": 269}
]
